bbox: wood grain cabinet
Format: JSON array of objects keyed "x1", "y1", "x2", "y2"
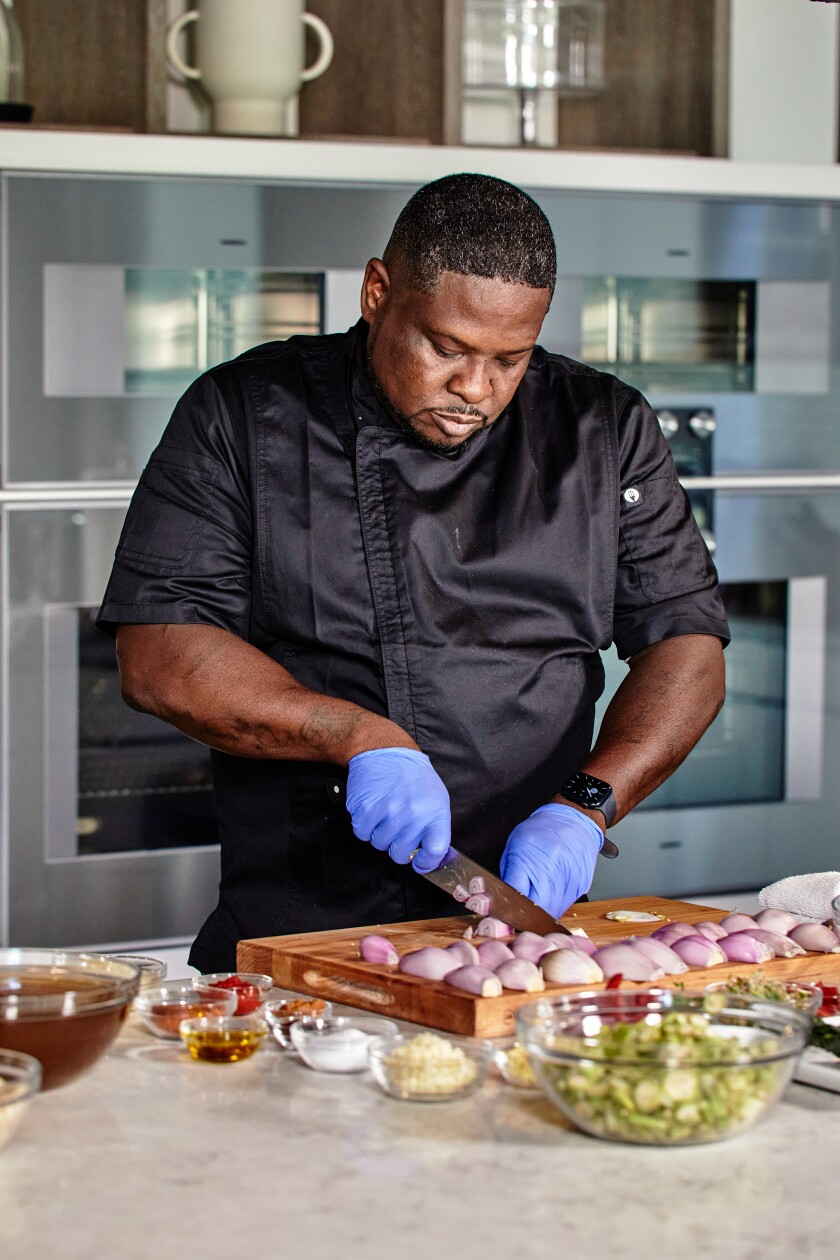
[{"x1": 14, "y1": 0, "x2": 723, "y2": 155}]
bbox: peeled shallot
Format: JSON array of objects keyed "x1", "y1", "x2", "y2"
[
  {"x1": 740, "y1": 928, "x2": 805, "y2": 959},
  {"x1": 398, "y1": 947, "x2": 460, "y2": 980},
  {"x1": 788, "y1": 923, "x2": 840, "y2": 953},
  {"x1": 494, "y1": 958, "x2": 545, "y2": 993},
  {"x1": 719, "y1": 913, "x2": 758, "y2": 934},
  {"x1": 476, "y1": 939, "x2": 515, "y2": 970},
  {"x1": 359, "y1": 934, "x2": 399, "y2": 965},
  {"x1": 445, "y1": 940, "x2": 480, "y2": 967},
  {"x1": 693, "y1": 920, "x2": 728, "y2": 942},
  {"x1": 591, "y1": 943, "x2": 664, "y2": 982},
  {"x1": 511, "y1": 932, "x2": 556, "y2": 963},
  {"x1": 670, "y1": 935, "x2": 728, "y2": 967},
  {"x1": 541, "y1": 948, "x2": 605, "y2": 986},
  {"x1": 628, "y1": 935, "x2": 689, "y2": 975},
  {"x1": 444, "y1": 965, "x2": 503, "y2": 997},
  {"x1": 718, "y1": 932, "x2": 774, "y2": 964},
  {"x1": 753, "y1": 908, "x2": 800, "y2": 935}
]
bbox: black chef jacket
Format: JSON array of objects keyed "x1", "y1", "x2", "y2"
[{"x1": 98, "y1": 321, "x2": 729, "y2": 970}]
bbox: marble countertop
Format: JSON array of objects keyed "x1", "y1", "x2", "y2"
[{"x1": 2, "y1": 1004, "x2": 838, "y2": 1260}]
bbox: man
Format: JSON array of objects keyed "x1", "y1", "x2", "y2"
[{"x1": 98, "y1": 174, "x2": 728, "y2": 971}]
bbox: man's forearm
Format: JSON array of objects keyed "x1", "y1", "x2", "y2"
[
  {"x1": 116, "y1": 623, "x2": 417, "y2": 765},
  {"x1": 553, "y1": 634, "x2": 726, "y2": 829}
]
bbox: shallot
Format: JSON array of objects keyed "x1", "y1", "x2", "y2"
[
  {"x1": 494, "y1": 959, "x2": 545, "y2": 993},
  {"x1": 628, "y1": 936, "x2": 689, "y2": 975},
  {"x1": 591, "y1": 943, "x2": 664, "y2": 982},
  {"x1": 445, "y1": 940, "x2": 480, "y2": 967},
  {"x1": 465, "y1": 894, "x2": 491, "y2": 916},
  {"x1": 359, "y1": 934, "x2": 398, "y2": 965},
  {"x1": 539, "y1": 935, "x2": 598, "y2": 957},
  {"x1": 476, "y1": 939, "x2": 515, "y2": 970},
  {"x1": 452, "y1": 884, "x2": 470, "y2": 903},
  {"x1": 670, "y1": 935, "x2": 727, "y2": 968},
  {"x1": 541, "y1": 948, "x2": 605, "y2": 986},
  {"x1": 511, "y1": 932, "x2": 555, "y2": 963},
  {"x1": 719, "y1": 913, "x2": 758, "y2": 934},
  {"x1": 444, "y1": 965, "x2": 503, "y2": 997},
  {"x1": 651, "y1": 922, "x2": 700, "y2": 946},
  {"x1": 693, "y1": 920, "x2": 728, "y2": 942},
  {"x1": 398, "y1": 947, "x2": 460, "y2": 980},
  {"x1": 740, "y1": 928, "x2": 805, "y2": 959},
  {"x1": 788, "y1": 923, "x2": 840, "y2": 953},
  {"x1": 475, "y1": 917, "x2": 512, "y2": 938},
  {"x1": 718, "y1": 932, "x2": 774, "y2": 964},
  {"x1": 753, "y1": 908, "x2": 800, "y2": 935},
  {"x1": 468, "y1": 876, "x2": 485, "y2": 895}
]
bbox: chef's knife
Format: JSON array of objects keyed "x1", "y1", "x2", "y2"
[{"x1": 418, "y1": 847, "x2": 571, "y2": 935}]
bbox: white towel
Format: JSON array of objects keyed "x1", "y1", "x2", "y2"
[{"x1": 758, "y1": 871, "x2": 840, "y2": 921}]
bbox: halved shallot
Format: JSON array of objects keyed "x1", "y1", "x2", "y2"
[
  {"x1": 718, "y1": 932, "x2": 774, "y2": 964},
  {"x1": 476, "y1": 939, "x2": 515, "y2": 970},
  {"x1": 693, "y1": 920, "x2": 728, "y2": 942},
  {"x1": 753, "y1": 908, "x2": 800, "y2": 935},
  {"x1": 511, "y1": 932, "x2": 556, "y2": 963},
  {"x1": 670, "y1": 935, "x2": 727, "y2": 967},
  {"x1": 628, "y1": 936, "x2": 689, "y2": 975},
  {"x1": 444, "y1": 965, "x2": 503, "y2": 997},
  {"x1": 494, "y1": 959, "x2": 545, "y2": 993},
  {"x1": 475, "y1": 917, "x2": 512, "y2": 938},
  {"x1": 740, "y1": 928, "x2": 805, "y2": 959},
  {"x1": 788, "y1": 923, "x2": 840, "y2": 953},
  {"x1": 719, "y1": 913, "x2": 758, "y2": 933},
  {"x1": 591, "y1": 943, "x2": 664, "y2": 982},
  {"x1": 359, "y1": 934, "x2": 399, "y2": 965},
  {"x1": 445, "y1": 940, "x2": 480, "y2": 967},
  {"x1": 541, "y1": 948, "x2": 605, "y2": 986},
  {"x1": 539, "y1": 935, "x2": 598, "y2": 957},
  {"x1": 398, "y1": 947, "x2": 460, "y2": 980},
  {"x1": 650, "y1": 922, "x2": 700, "y2": 946}
]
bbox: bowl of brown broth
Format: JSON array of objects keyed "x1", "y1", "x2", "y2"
[{"x1": 0, "y1": 949, "x2": 141, "y2": 1090}]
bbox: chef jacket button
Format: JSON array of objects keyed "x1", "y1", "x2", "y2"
[{"x1": 623, "y1": 486, "x2": 641, "y2": 504}]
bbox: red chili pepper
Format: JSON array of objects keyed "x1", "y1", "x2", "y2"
[{"x1": 605, "y1": 972, "x2": 623, "y2": 990}]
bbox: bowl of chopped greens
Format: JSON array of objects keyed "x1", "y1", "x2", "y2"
[
  {"x1": 704, "y1": 974, "x2": 821, "y2": 1017},
  {"x1": 517, "y1": 990, "x2": 810, "y2": 1145}
]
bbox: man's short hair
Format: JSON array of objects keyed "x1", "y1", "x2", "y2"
[{"x1": 383, "y1": 173, "x2": 556, "y2": 300}]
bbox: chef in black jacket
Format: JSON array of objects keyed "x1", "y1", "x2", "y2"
[{"x1": 98, "y1": 174, "x2": 728, "y2": 971}]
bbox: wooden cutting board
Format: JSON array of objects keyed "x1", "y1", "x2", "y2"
[{"x1": 237, "y1": 895, "x2": 840, "y2": 1038}]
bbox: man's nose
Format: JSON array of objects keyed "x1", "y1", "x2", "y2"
[{"x1": 447, "y1": 360, "x2": 492, "y2": 406}]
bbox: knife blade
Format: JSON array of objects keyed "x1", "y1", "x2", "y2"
[{"x1": 418, "y1": 847, "x2": 571, "y2": 935}]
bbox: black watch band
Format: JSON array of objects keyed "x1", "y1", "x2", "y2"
[{"x1": 559, "y1": 770, "x2": 617, "y2": 829}]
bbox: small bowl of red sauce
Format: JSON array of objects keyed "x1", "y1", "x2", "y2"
[
  {"x1": 198, "y1": 973, "x2": 274, "y2": 1016},
  {"x1": 134, "y1": 980, "x2": 236, "y2": 1039}
]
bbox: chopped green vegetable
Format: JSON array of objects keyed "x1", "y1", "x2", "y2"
[
  {"x1": 810, "y1": 1018, "x2": 840, "y2": 1057},
  {"x1": 710, "y1": 972, "x2": 817, "y2": 1012},
  {"x1": 533, "y1": 1011, "x2": 786, "y2": 1144}
]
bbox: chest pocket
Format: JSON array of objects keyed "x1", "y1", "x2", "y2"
[{"x1": 619, "y1": 475, "x2": 708, "y2": 600}]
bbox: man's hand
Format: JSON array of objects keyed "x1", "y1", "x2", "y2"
[
  {"x1": 500, "y1": 803, "x2": 603, "y2": 919},
  {"x1": 346, "y1": 748, "x2": 451, "y2": 873}
]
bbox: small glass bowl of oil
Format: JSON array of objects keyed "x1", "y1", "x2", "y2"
[{"x1": 179, "y1": 1015, "x2": 269, "y2": 1063}]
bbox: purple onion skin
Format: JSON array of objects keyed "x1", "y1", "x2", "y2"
[
  {"x1": 359, "y1": 934, "x2": 399, "y2": 965},
  {"x1": 718, "y1": 932, "x2": 774, "y2": 964},
  {"x1": 671, "y1": 935, "x2": 728, "y2": 968},
  {"x1": 445, "y1": 940, "x2": 480, "y2": 967},
  {"x1": 629, "y1": 936, "x2": 689, "y2": 975},
  {"x1": 398, "y1": 947, "x2": 460, "y2": 980},
  {"x1": 591, "y1": 943, "x2": 664, "y2": 982},
  {"x1": 444, "y1": 965, "x2": 503, "y2": 997},
  {"x1": 754, "y1": 908, "x2": 800, "y2": 935},
  {"x1": 494, "y1": 958, "x2": 545, "y2": 993},
  {"x1": 651, "y1": 922, "x2": 700, "y2": 945},
  {"x1": 511, "y1": 933, "x2": 555, "y2": 962},
  {"x1": 476, "y1": 939, "x2": 515, "y2": 970},
  {"x1": 719, "y1": 913, "x2": 758, "y2": 934},
  {"x1": 789, "y1": 923, "x2": 840, "y2": 953},
  {"x1": 693, "y1": 920, "x2": 728, "y2": 942},
  {"x1": 740, "y1": 928, "x2": 805, "y2": 959},
  {"x1": 541, "y1": 949, "x2": 604, "y2": 986}
]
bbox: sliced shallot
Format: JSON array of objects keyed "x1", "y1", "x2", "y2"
[
  {"x1": 444, "y1": 964, "x2": 503, "y2": 997},
  {"x1": 452, "y1": 884, "x2": 470, "y2": 903},
  {"x1": 788, "y1": 923, "x2": 840, "y2": 953},
  {"x1": 468, "y1": 876, "x2": 485, "y2": 895},
  {"x1": 753, "y1": 908, "x2": 800, "y2": 935},
  {"x1": 670, "y1": 934, "x2": 728, "y2": 967},
  {"x1": 718, "y1": 932, "x2": 774, "y2": 964},
  {"x1": 740, "y1": 928, "x2": 805, "y2": 959},
  {"x1": 475, "y1": 917, "x2": 512, "y2": 938},
  {"x1": 628, "y1": 936, "x2": 689, "y2": 975},
  {"x1": 476, "y1": 939, "x2": 515, "y2": 969},
  {"x1": 398, "y1": 946, "x2": 460, "y2": 980},
  {"x1": 359, "y1": 934, "x2": 399, "y2": 965},
  {"x1": 719, "y1": 912, "x2": 758, "y2": 933},
  {"x1": 693, "y1": 920, "x2": 728, "y2": 942},
  {"x1": 494, "y1": 958, "x2": 545, "y2": 993},
  {"x1": 465, "y1": 893, "x2": 491, "y2": 917},
  {"x1": 541, "y1": 948, "x2": 605, "y2": 986},
  {"x1": 445, "y1": 940, "x2": 480, "y2": 967},
  {"x1": 591, "y1": 943, "x2": 664, "y2": 982}
]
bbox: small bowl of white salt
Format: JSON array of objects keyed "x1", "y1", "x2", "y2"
[{"x1": 290, "y1": 1015, "x2": 399, "y2": 1073}]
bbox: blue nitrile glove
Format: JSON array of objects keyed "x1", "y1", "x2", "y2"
[
  {"x1": 499, "y1": 803, "x2": 604, "y2": 919},
  {"x1": 346, "y1": 748, "x2": 451, "y2": 873}
]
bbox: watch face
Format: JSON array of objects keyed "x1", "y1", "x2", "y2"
[{"x1": 563, "y1": 771, "x2": 611, "y2": 807}]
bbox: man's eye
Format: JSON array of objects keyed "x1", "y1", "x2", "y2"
[{"x1": 433, "y1": 344, "x2": 459, "y2": 359}]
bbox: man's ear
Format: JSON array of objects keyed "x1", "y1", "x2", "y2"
[{"x1": 360, "y1": 258, "x2": 390, "y2": 325}]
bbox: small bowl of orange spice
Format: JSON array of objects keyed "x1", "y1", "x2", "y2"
[
  {"x1": 264, "y1": 996, "x2": 333, "y2": 1049},
  {"x1": 134, "y1": 981, "x2": 236, "y2": 1039}
]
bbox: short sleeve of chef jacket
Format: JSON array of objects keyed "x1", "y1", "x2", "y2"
[
  {"x1": 611, "y1": 383, "x2": 730, "y2": 660},
  {"x1": 96, "y1": 370, "x2": 252, "y2": 639}
]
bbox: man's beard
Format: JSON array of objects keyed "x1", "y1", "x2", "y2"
[{"x1": 365, "y1": 351, "x2": 486, "y2": 454}]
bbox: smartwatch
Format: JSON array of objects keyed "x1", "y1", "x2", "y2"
[{"x1": 559, "y1": 771, "x2": 617, "y2": 828}]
